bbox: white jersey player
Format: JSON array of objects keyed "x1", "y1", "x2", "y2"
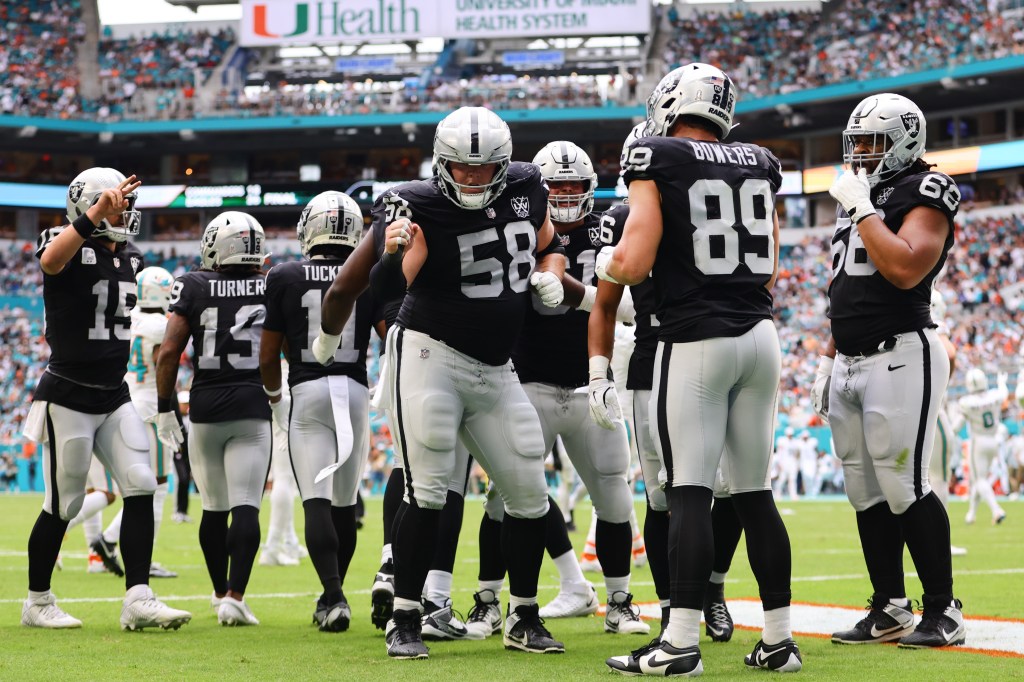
[
  {"x1": 797, "y1": 431, "x2": 819, "y2": 497},
  {"x1": 774, "y1": 428, "x2": 799, "y2": 500},
  {"x1": 958, "y1": 368, "x2": 1007, "y2": 525}
]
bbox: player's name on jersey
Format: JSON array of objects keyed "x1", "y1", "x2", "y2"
[
  {"x1": 301, "y1": 263, "x2": 343, "y2": 282},
  {"x1": 688, "y1": 141, "x2": 759, "y2": 167},
  {"x1": 208, "y1": 278, "x2": 266, "y2": 297}
]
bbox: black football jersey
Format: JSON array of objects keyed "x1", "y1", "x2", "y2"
[
  {"x1": 168, "y1": 270, "x2": 270, "y2": 423},
  {"x1": 511, "y1": 212, "x2": 604, "y2": 387},
  {"x1": 33, "y1": 229, "x2": 145, "y2": 413},
  {"x1": 623, "y1": 136, "x2": 782, "y2": 343},
  {"x1": 598, "y1": 204, "x2": 658, "y2": 391},
  {"x1": 828, "y1": 168, "x2": 958, "y2": 355},
  {"x1": 264, "y1": 258, "x2": 373, "y2": 388},
  {"x1": 379, "y1": 161, "x2": 550, "y2": 365}
]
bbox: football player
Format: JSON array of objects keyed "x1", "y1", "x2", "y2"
[
  {"x1": 22, "y1": 168, "x2": 191, "y2": 630},
  {"x1": 313, "y1": 106, "x2": 567, "y2": 659},
  {"x1": 957, "y1": 369, "x2": 1008, "y2": 526},
  {"x1": 774, "y1": 427, "x2": 800, "y2": 500},
  {"x1": 64, "y1": 458, "x2": 122, "y2": 574},
  {"x1": 813, "y1": 93, "x2": 965, "y2": 648},
  {"x1": 156, "y1": 211, "x2": 272, "y2": 627},
  {"x1": 259, "y1": 191, "x2": 372, "y2": 632},
  {"x1": 601, "y1": 65, "x2": 799, "y2": 676},
  {"x1": 797, "y1": 431, "x2": 819, "y2": 497}
]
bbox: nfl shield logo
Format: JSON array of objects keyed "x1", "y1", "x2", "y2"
[
  {"x1": 485, "y1": 207, "x2": 496, "y2": 219},
  {"x1": 511, "y1": 197, "x2": 530, "y2": 218},
  {"x1": 420, "y1": 349, "x2": 430, "y2": 359},
  {"x1": 113, "y1": 257, "x2": 120, "y2": 268}
]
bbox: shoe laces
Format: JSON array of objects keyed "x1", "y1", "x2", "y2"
[
  {"x1": 612, "y1": 592, "x2": 642, "y2": 622},
  {"x1": 467, "y1": 593, "x2": 496, "y2": 623},
  {"x1": 392, "y1": 610, "x2": 422, "y2": 642},
  {"x1": 515, "y1": 606, "x2": 553, "y2": 639},
  {"x1": 707, "y1": 601, "x2": 731, "y2": 627},
  {"x1": 630, "y1": 637, "x2": 664, "y2": 660}
]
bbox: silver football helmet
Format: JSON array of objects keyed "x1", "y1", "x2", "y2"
[
  {"x1": 644, "y1": 63, "x2": 736, "y2": 140},
  {"x1": 620, "y1": 122, "x2": 647, "y2": 174},
  {"x1": 533, "y1": 141, "x2": 597, "y2": 223},
  {"x1": 297, "y1": 191, "x2": 363, "y2": 258},
  {"x1": 199, "y1": 211, "x2": 269, "y2": 270},
  {"x1": 965, "y1": 367, "x2": 988, "y2": 394},
  {"x1": 843, "y1": 93, "x2": 926, "y2": 187},
  {"x1": 433, "y1": 107, "x2": 512, "y2": 210},
  {"x1": 136, "y1": 266, "x2": 175, "y2": 312},
  {"x1": 65, "y1": 167, "x2": 141, "y2": 242}
]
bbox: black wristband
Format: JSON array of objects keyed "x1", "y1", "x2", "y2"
[
  {"x1": 380, "y1": 249, "x2": 403, "y2": 269},
  {"x1": 158, "y1": 397, "x2": 173, "y2": 413},
  {"x1": 72, "y1": 214, "x2": 98, "y2": 239}
]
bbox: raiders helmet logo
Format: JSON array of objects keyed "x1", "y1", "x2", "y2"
[
  {"x1": 901, "y1": 113, "x2": 921, "y2": 138},
  {"x1": 68, "y1": 181, "x2": 86, "y2": 204},
  {"x1": 511, "y1": 196, "x2": 530, "y2": 218}
]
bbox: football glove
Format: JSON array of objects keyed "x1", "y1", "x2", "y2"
[
  {"x1": 156, "y1": 411, "x2": 184, "y2": 449},
  {"x1": 812, "y1": 355, "x2": 834, "y2": 423},
  {"x1": 311, "y1": 327, "x2": 341, "y2": 366},
  {"x1": 588, "y1": 356, "x2": 622, "y2": 430},
  {"x1": 829, "y1": 168, "x2": 875, "y2": 224},
  {"x1": 595, "y1": 245, "x2": 625, "y2": 284},
  {"x1": 271, "y1": 396, "x2": 290, "y2": 432},
  {"x1": 529, "y1": 271, "x2": 564, "y2": 308}
]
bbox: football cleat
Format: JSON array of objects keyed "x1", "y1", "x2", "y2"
[
  {"x1": 605, "y1": 592, "x2": 651, "y2": 635},
  {"x1": 703, "y1": 598, "x2": 734, "y2": 642},
  {"x1": 422, "y1": 599, "x2": 481, "y2": 640},
  {"x1": 539, "y1": 582, "x2": 598, "y2": 619},
  {"x1": 831, "y1": 594, "x2": 914, "y2": 644},
  {"x1": 633, "y1": 534, "x2": 648, "y2": 568},
  {"x1": 314, "y1": 595, "x2": 351, "y2": 632},
  {"x1": 386, "y1": 608, "x2": 429, "y2": 659},
  {"x1": 503, "y1": 604, "x2": 564, "y2": 654},
  {"x1": 898, "y1": 598, "x2": 966, "y2": 648},
  {"x1": 371, "y1": 560, "x2": 395, "y2": 631},
  {"x1": 950, "y1": 545, "x2": 968, "y2": 556},
  {"x1": 120, "y1": 586, "x2": 191, "y2": 631},
  {"x1": 87, "y1": 552, "x2": 108, "y2": 574},
  {"x1": 91, "y1": 537, "x2": 124, "y2": 577},
  {"x1": 149, "y1": 563, "x2": 178, "y2": 579},
  {"x1": 744, "y1": 638, "x2": 803, "y2": 672},
  {"x1": 465, "y1": 589, "x2": 503, "y2": 638},
  {"x1": 964, "y1": 509, "x2": 975, "y2": 525},
  {"x1": 606, "y1": 639, "x2": 702, "y2": 677},
  {"x1": 259, "y1": 546, "x2": 300, "y2": 567},
  {"x1": 994, "y1": 512, "x2": 1007, "y2": 526},
  {"x1": 579, "y1": 553, "x2": 603, "y2": 574},
  {"x1": 171, "y1": 512, "x2": 193, "y2": 524},
  {"x1": 218, "y1": 596, "x2": 260, "y2": 626},
  {"x1": 210, "y1": 592, "x2": 224, "y2": 609},
  {"x1": 21, "y1": 592, "x2": 82, "y2": 629}
]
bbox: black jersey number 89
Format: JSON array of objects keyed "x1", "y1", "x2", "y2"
[
  {"x1": 688, "y1": 178, "x2": 775, "y2": 276},
  {"x1": 457, "y1": 221, "x2": 536, "y2": 298}
]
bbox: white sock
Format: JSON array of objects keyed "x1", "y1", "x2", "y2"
[
  {"x1": 664, "y1": 608, "x2": 700, "y2": 648},
  {"x1": 152, "y1": 483, "x2": 168, "y2": 546},
  {"x1": 586, "y1": 508, "x2": 599, "y2": 546},
  {"x1": 267, "y1": 474, "x2": 292, "y2": 549},
  {"x1": 552, "y1": 550, "x2": 587, "y2": 592},
  {"x1": 976, "y1": 480, "x2": 1002, "y2": 516},
  {"x1": 509, "y1": 594, "x2": 537, "y2": 612},
  {"x1": 102, "y1": 508, "x2": 123, "y2": 544},
  {"x1": 479, "y1": 579, "x2": 504, "y2": 598},
  {"x1": 629, "y1": 508, "x2": 641, "y2": 538},
  {"x1": 889, "y1": 597, "x2": 909, "y2": 608},
  {"x1": 66, "y1": 491, "x2": 109, "y2": 532},
  {"x1": 425, "y1": 570, "x2": 453, "y2": 606},
  {"x1": 762, "y1": 606, "x2": 792, "y2": 646},
  {"x1": 394, "y1": 597, "x2": 423, "y2": 614},
  {"x1": 83, "y1": 511, "x2": 102, "y2": 546},
  {"x1": 659, "y1": 598, "x2": 671, "y2": 609},
  {"x1": 28, "y1": 589, "x2": 51, "y2": 602},
  {"x1": 605, "y1": 575, "x2": 630, "y2": 602},
  {"x1": 709, "y1": 571, "x2": 727, "y2": 584},
  {"x1": 381, "y1": 543, "x2": 393, "y2": 565}
]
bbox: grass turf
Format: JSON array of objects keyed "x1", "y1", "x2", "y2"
[{"x1": 0, "y1": 494, "x2": 1021, "y2": 681}]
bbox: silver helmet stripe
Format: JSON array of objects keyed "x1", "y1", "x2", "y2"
[{"x1": 470, "y1": 109, "x2": 479, "y2": 155}]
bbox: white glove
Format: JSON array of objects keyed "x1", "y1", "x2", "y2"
[
  {"x1": 595, "y1": 245, "x2": 624, "y2": 284},
  {"x1": 588, "y1": 356, "x2": 622, "y2": 430},
  {"x1": 812, "y1": 355, "x2": 834, "y2": 423},
  {"x1": 270, "y1": 396, "x2": 290, "y2": 432},
  {"x1": 829, "y1": 168, "x2": 875, "y2": 224},
  {"x1": 156, "y1": 411, "x2": 183, "y2": 449},
  {"x1": 530, "y1": 271, "x2": 564, "y2": 308},
  {"x1": 576, "y1": 285, "x2": 597, "y2": 312},
  {"x1": 311, "y1": 327, "x2": 341, "y2": 366},
  {"x1": 997, "y1": 371, "x2": 1009, "y2": 394},
  {"x1": 616, "y1": 286, "x2": 636, "y2": 324}
]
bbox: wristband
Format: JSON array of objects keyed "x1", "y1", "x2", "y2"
[
  {"x1": 589, "y1": 355, "x2": 611, "y2": 382},
  {"x1": 263, "y1": 386, "x2": 282, "y2": 398},
  {"x1": 157, "y1": 397, "x2": 173, "y2": 413},
  {"x1": 72, "y1": 214, "x2": 98, "y2": 239}
]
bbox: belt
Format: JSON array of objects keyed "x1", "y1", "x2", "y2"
[{"x1": 849, "y1": 336, "x2": 898, "y2": 358}]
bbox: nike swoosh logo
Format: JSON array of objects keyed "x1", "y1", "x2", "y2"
[
  {"x1": 940, "y1": 627, "x2": 958, "y2": 642},
  {"x1": 755, "y1": 648, "x2": 774, "y2": 666},
  {"x1": 888, "y1": 364, "x2": 906, "y2": 371},
  {"x1": 870, "y1": 624, "x2": 903, "y2": 638},
  {"x1": 645, "y1": 649, "x2": 697, "y2": 668}
]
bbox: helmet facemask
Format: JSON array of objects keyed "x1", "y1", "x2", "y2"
[
  {"x1": 843, "y1": 129, "x2": 905, "y2": 188},
  {"x1": 842, "y1": 94, "x2": 926, "y2": 188},
  {"x1": 546, "y1": 180, "x2": 594, "y2": 223},
  {"x1": 434, "y1": 158, "x2": 509, "y2": 210}
]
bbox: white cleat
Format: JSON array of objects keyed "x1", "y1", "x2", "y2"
[
  {"x1": 579, "y1": 555, "x2": 603, "y2": 574},
  {"x1": 211, "y1": 592, "x2": 224, "y2": 609},
  {"x1": 22, "y1": 592, "x2": 82, "y2": 629},
  {"x1": 993, "y1": 512, "x2": 1007, "y2": 526},
  {"x1": 120, "y1": 585, "x2": 191, "y2": 631},
  {"x1": 259, "y1": 546, "x2": 300, "y2": 567},
  {"x1": 951, "y1": 545, "x2": 968, "y2": 556},
  {"x1": 964, "y1": 510, "x2": 975, "y2": 525},
  {"x1": 218, "y1": 596, "x2": 260, "y2": 626},
  {"x1": 539, "y1": 583, "x2": 598, "y2": 619},
  {"x1": 605, "y1": 592, "x2": 651, "y2": 635}
]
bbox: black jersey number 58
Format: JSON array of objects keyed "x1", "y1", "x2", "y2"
[{"x1": 457, "y1": 221, "x2": 536, "y2": 298}]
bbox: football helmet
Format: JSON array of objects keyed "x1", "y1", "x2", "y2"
[
  {"x1": 843, "y1": 94, "x2": 926, "y2": 187},
  {"x1": 644, "y1": 63, "x2": 736, "y2": 140},
  {"x1": 199, "y1": 211, "x2": 269, "y2": 270},
  {"x1": 65, "y1": 167, "x2": 141, "y2": 242},
  {"x1": 297, "y1": 191, "x2": 364, "y2": 257},
  {"x1": 784, "y1": 427, "x2": 795, "y2": 437},
  {"x1": 965, "y1": 368, "x2": 988, "y2": 394},
  {"x1": 433, "y1": 107, "x2": 512, "y2": 210},
  {"x1": 930, "y1": 288, "x2": 947, "y2": 321},
  {"x1": 532, "y1": 141, "x2": 597, "y2": 223},
  {"x1": 620, "y1": 122, "x2": 646, "y2": 174},
  {"x1": 136, "y1": 266, "x2": 175, "y2": 312}
]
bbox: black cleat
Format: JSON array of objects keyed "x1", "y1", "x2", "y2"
[
  {"x1": 503, "y1": 604, "x2": 564, "y2": 654},
  {"x1": 899, "y1": 598, "x2": 966, "y2": 649},
  {"x1": 313, "y1": 593, "x2": 351, "y2": 633},
  {"x1": 744, "y1": 638, "x2": 803, "y2": 672},
  {"x1": 385, "y1": 608, "x2": 429, "y2": 659},
  {"x1": 832, "y1": 593, "x2": 914, "y2": 644},
  {"x1": 703, "y1": 598, "x2": 734, "y2": 642},
  {"x1": 90, "y1": 537, "x2": 124, "y2": 577},
  {"x1": 607, "y1": 639, "x2": 702, "y2": 676},
  {"x1": 371, "y1": 560, "x2": 395, "y2": 631}
]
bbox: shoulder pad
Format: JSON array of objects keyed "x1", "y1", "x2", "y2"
[
  {"x1": 35, "y1": 226, "x2": 66, "y2": 259},
  {"x1": 890, "y1": 170, "x2": 960, "y2": 217}
]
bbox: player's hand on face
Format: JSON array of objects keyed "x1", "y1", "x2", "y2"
[
  {"x1": 384, "y1": 219, "x2": 418, "y2": 255},
  {"x1": 92, "y1": 174, "x2": 141, "y2": 224},
  {"x1": 829, "y1": 168, "x2": 874, "y2": 224}
]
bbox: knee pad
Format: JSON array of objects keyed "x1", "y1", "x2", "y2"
[
  {"x1": 483, "y1": 485, "x2": 505, "y2": 522},
  {"x1": 122, "y1": 463, "x2": 158, "y2": 496},
  {"x1": 864, "y1": 410, "x2": 901, "y2": 462},
  {"x1": 503, "y1": 491, "x2": 548, "y2": 520},
  {"x1": 410, "y1": 393, "x2": 460, "y2": 452},
  {"x1": 60, "y1": 438, "x2": 94, "y2": 478},
  {"x1": 502, "y1": 402, "x2": 545, "y2": 459},
  {"x1": 647, "y1": 485, "x2": 668, "y2": 513},
  {"x1": 118, "y1": 410, "x2": 152, "y2": 453},
  {"x1": 828, "y1": 416, "x2": 856, "y2": 462},
  {"x1": 63, "y1": 492, "x2": 87, "y2": 521}
]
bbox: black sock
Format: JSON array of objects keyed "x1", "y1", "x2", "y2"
[
  {"x1": 27, "y1": 510, "x2": 69, "y2": 592},
  {"x1": 382, "y1": 468, "x2": 405, "y2": 550},
  {"x1": 332, "y1": 504, "x2": 358, "y2": 588},
  {"x1": 478, "y1": 512, "x2": 506, "y2": 582},
  {"x1": 596, "y1": 519, "x2": 632, "y2": 579},
  {"x1": 227, "y1": 505, "x2": 261, "y2": 596},
  {"x1": 544, "y1": 497, "x2": 573, "y2": 559},
  {"x1": 354, "y1": 491, "x2": 365, "y2": 526},
  {"x1": 666, "y1": 486, "x2": 713, "y2": 609},
  {"x1": 899, "y1": 492, "x2": 953, "y2": 602},
  {"x1": 120, "y1": 494, "x2": 155, "y2": 589},
  {"x1": 199, "y1": 510, "x2": 230, "y2": 595},
  {"x1": 856, "y1": 501, "x2": 906, "y2": 599},
  {"x1": 304, "y1": 499, "x2": 341, "y2": 602},
  {"x1": 430, "y1": 490, "x2": 464, "y2": 573},
  {"x1": 502, "y1": 514, "x2": 545, "y2": 600},
  {"x1": 644, "y1": 504, "x2": 670, "y2": 602},
  {"x1": 732, "y1": 490, "x2": 792, "y2": 610},
  {"x1": 392, "y1": 500, "x2": 440, "y2": 602},
  {"x1": 711, "y1": 496, "x2": 742, "y2": 577},
  {"x1": 173, "y1": 453, "x2": 191, "y2": 514}
]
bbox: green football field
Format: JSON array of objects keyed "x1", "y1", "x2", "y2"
[{"x1": 0, "y1": 494, "x2": 1021, "y2": 681}]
